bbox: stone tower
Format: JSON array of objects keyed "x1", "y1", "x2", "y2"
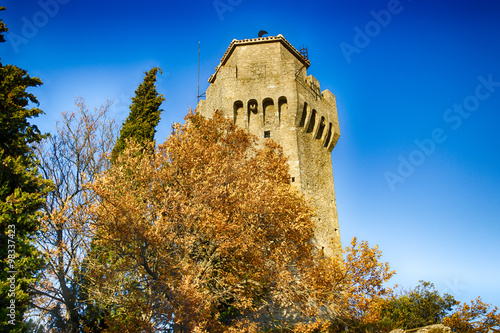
[{"x1": 196, "y1": 34, "x2": 341, "y2": 255}]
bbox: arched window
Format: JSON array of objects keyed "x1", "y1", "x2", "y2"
[
  {"x1": 263, "y1": 98, "x2": 274, "y2": 126},
  {"x1": 299, "y1": 102, "x2": 307, "y2": 127},
  {"x1": 248, "y1": 99, "x2": 258, "y2": 115},
  {"x1": 315, "y1": 116, "x2": 325, "y2": 140},
  {"x1": 278, "y1": 96, "x2": 287, "y2": 125},
  {"x1": 306, "y1": 109, "x2": 316, "y2": 133},
  {"x1": 233, "y1": 100, "x2": 244, "y2": 126},
  {"x1": 247, "y1": 99, "x2": 259, "y2": 129},
  {"x1": 323, "y1": 123, "x2": 333, "y2": 147}
]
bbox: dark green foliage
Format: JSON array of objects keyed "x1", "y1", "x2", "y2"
[
  {"x1": 111, "y1": 67, "x2": 165, "y2": 161},
  {"x1": 381, "y1": 281, "x2": 458, "y2": 330},
  {"x1": 0, "y1": 7, "x2": 7, "y2": 43},
  {"x1": 0, "y1": 10, "x2": 51, "y2": 330}
]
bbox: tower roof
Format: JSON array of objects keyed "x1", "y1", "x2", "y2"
[{"x1": 208, "y1": 34, "x2": 310, "y2": 83}]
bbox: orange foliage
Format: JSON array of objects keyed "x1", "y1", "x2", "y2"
[
  {"x1": 83, "y1": 110, "x2": 399, "y2": 332},
  {"x1": 87, "y1": 110, "x2": 346, "y2": 332},
  {"x1": 32, "y1": 98, "x2": 117, "y2": 329},
  {"x1": 443, "y1": 297, "x2": 500, "y2": 332},
  {"x1": 341, "y1": 237, "x2": 396, "y2": 328}
]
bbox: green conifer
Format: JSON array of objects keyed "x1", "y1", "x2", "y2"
[
  {"x1": 0, "y1": 7, "x2": 51, "y2": 331},
  {"x1": 112, "y1": 67, "x2": 165, "y2": 161}
]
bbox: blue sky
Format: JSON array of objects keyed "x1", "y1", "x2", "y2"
[{"x1": 3, "y1": 0, "x2": 500, "y2": 307}]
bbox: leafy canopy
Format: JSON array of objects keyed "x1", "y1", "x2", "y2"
[
  {"x1": 381, "y1": 281, "x2": 458, "y2": 330},
  {"x1": 87, "y1": 110, "x2": 346, "y2": 332},
  {"x1": 31, "y1": 98, "x2": 117, "y2": 331},
  {"x1": 334, "y1": 237, "x2": 396, "y2": 332},
  {"x1": 0, "y1": 7, "x2": 50, "y2": 331},
  {"x1": 443, "y1": 297, "x2": 500, "y2": 332}
]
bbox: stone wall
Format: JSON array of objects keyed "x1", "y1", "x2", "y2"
[
  {"x1": 390, "y1": 324, "x2": 452, "y2": 333},
  {"x1": 197, "y1": 35, "x2": 341, "y2": 255}
]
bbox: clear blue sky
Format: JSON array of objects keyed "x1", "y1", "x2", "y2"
[{"x1": 3, "y1": 0, "x2": 500, "y2": 307}]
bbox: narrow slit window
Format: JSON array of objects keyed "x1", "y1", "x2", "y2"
[
  {"x1": 315, "y1": 116, "x2": 325, "y2": 140},
  {"x1": 299, "y1": 103, "x2": 307, "y2": 127},
  {"x1": 323, "y1": 123, "x2": 332, "y2": 147},
  {"x1": 306, "y1": 110, "x2": 316, "y2": 133}
]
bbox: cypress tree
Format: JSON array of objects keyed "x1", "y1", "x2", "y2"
[
  {"x1": 111, "y1": 67, "x2": 165, "y2": 161},
  {"x1": 0, "y1": 7, "x2": 51, "y2": 331}
]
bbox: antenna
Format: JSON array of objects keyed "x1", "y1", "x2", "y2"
[{"x1": 197, "y1": 41, "x2": 206, "y2": 104}]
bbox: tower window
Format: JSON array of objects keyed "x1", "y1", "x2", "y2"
[
  {"x1": 315, "y1": 116, "x2": 325, "y2": 140},
  {"x1": 299, "y1": 103, "x2": 307, "y2": 127},
  {"x1": 264, "y1": 130, "x2": 271, "y2": 138},
  {"x1": 306, "y1": 109, "x2": 316, "y2": 133},
  {"x1": 291, "y1": 177, "x2": 295, "y2": 182},
  {"x1": 323, "y1": 123, "x2": 332, "y2": 147},
  {"x1": 248, "y1": 100, "x2": 258, "y2": 115}
]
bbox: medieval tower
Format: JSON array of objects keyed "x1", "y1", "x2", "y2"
[{"x1": 196, "y1": 34, "x2": 341, "y2": 255}]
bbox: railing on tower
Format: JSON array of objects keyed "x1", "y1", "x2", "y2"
[{"x1": 299, "y1": 46, "x2": 309, "y2": 60}]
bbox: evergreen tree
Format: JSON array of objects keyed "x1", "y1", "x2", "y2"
[
  {"x1": 0, "y1": 7, "x2": 51, "y2": 331},
  {"x1": 0, "y1": 7, "x2": 6, "y2": 43},
  {"x1": 111, "y1": 67, "x2": 165, "y2": 161}
]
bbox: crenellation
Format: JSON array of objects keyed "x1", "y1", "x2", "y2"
[{"x1": 306, "y1": 75, "x2": 322, "y2": 97}]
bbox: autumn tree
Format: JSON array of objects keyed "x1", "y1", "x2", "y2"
[
  {"x1": 86, "y1": 110, "x2": 346, "y2": 332},
  {"x1": 443, "y1": 297, "x2": 500, "y2": 332},
  {"x1": 0, "y1": 8, "x2": 51, "y2": 331},
  {"x1": 332, "y1": 237, "x2": 396, "y2": 332},
  {"x1": 30, "y1": 98, "x2": 117, "y2": 331},
  {"x1": 111, "y1": 67, "x2": 165, "y2": 161}
]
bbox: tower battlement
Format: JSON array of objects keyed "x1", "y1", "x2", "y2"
[{"x1": 196, "y1": 34, "x2": 341, "y2": 255}]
